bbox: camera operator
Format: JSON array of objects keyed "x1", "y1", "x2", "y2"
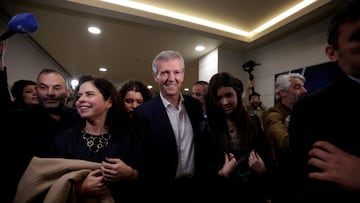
[{"x1": 244, "y1": 81, "x2": 267, "y2": 130}]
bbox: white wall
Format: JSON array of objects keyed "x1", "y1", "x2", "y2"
[
  {"x1": 198, "y1": 48, "x2": 218, "y2": 82},
  {"x1": 198, "y1": 47, "x2": 245, "y2": 83},
  {"x1": 1, "y1": 18, "x2": 71, "y2": 89},
  {"x1": 244, "y1": 17, "x2": 332, "y2": 107},
  {"x1": 218, "y1": 47, "x2": 245, "y2": 83}
]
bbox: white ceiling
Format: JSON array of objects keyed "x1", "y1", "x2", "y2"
[{"x1": 1, "y1": 0, "x2": 343, "y2": 93}]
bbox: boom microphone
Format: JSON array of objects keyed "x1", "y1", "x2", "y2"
[{"x1": 0, "y1": 13, "x2": 39, "y2": 41}]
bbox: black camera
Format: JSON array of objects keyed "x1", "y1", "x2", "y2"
[{"x1": 242, "y1": 60, "x2": 260, "y2": 81}]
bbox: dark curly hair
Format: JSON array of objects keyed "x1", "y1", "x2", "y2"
[
  {"x1": 75, "y1": 75, "x2": 123, "y2": 133},
  {"x1": 118, "y1": 80, "x2": 152, "y2": 103},
  {"x1": 11, "y1": 79, "x2": 36, "y2": 106}
]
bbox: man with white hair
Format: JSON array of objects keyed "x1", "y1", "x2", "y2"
[
  {"x1": 264, "y1": 73, "x2": 307, "y2": 156},
  {"x1": 262, "y1": 72, "x2": 307, "y2": 203}
]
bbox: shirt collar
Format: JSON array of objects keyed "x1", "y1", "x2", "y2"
[{"x1": 159, "y1": 92, "x2": 184, "y2": 108}]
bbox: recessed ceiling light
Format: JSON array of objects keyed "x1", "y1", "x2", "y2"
[
  {"x1": 99, "y1": 67, "x2": 107, "y2": 72},
  {"x1": 147, "y1": 85, "x2": 153, "y2": 89},
  {"x1": 195, "y1": 45, "x2": 205, "y2": 51},
  {"x1": 183, "y1": 88, "x2": 189, "y2": 92},
  {"x1": 71, "y1": 79, "x2": 79, "y2": 90},
  {"x1": 88, "y1": 26, "x2": 101, "y2": 34}
]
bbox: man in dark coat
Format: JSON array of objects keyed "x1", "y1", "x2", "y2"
[
  {"x1": 289, "y1": 1, "x2": 360, "y2": 202},
  {"x1": 133, "y1": 50, "x2": 204, "y2": 203}
]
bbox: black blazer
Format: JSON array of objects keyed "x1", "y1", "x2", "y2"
[
  {"x1": 133, "y1": 94, "x2": 204, "y2": 184},
  {"x1": 289, "y1": 72, "x2": 360, "y2": 202}
]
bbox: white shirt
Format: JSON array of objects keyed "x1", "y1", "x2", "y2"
[{"x1": 160, "y1": 93, "x2": 195, "y2": 178}]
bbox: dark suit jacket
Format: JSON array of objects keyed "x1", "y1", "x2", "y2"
[
  {"x1": 289, "y1": 72, "x2": 360, "y2": 202},
  {"x1": 1, "y1": 106, "x2": 80, "y2": 203},
  {"x1": 133, "y1": 94, "x2": 203, "y2": 197}
]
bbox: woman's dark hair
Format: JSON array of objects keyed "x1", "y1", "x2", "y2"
[
  {"x1": 206, "y1": 72, "x2": 259, "y2": 145},
  {"x1": 11, "y1": 79, "x2": 36, "y2": 106},
  {"x1": 118, "y1": 80, "x2": 152, "y2": 103},
  {"x1": 76, "y1": 75, "x2": 123, "y2": 133}
]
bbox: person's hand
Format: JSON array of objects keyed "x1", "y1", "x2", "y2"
[
  {"x1": 248, "y1": 150, "x2": 266, "y2": 174},
  {"x1": 308, "y1": 141, "x2": 360, "y2": 191},
  {"x1": 247, "y1": 80, "x2": 255, "y2": 90},
  {"x1": 218, "y1": 152, "x2": 238, "y2": 177},
  {"x1": 101, "y1": 157, "x2": 137, "y2": 181},
  {"x1": 79, "y1": 169, "x2": 109, "y2": 196}
]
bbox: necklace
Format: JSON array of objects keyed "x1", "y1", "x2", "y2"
[
  {"x1": 226, "y1": 120, "x2": 237, "y2": 136},
  {"x1": 82, "y1": 129, "x2": 111, "y2": 152}
]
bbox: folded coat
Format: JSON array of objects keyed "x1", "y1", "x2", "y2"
[{"x1": 14, "y1": 156, "x2": 114, "y2": 203}]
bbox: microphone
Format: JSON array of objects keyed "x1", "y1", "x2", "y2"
[{"x1": 0, "y1": 13, "x2": 39, "y2": 41}]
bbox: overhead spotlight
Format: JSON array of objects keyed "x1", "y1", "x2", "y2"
[
  {"x1": 88, "y1": 26, "x2": 101, "y2": 34},
  {"x1": 99, "y1": 67, "x2": 107, "y2": 72},
  {"x1": 71, "y1": 79, "x2": 79, "y2": 90},
  {"x1": 195, "y1": 45, "x2": 205, "y2": 51}
]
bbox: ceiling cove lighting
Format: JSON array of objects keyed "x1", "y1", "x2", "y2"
[
  {"x1": 101, "y1": 0, "x2": 249, "y2": 37},
  {"x1": 250, "y1": 0, "x2": 316, "y2": 36},
  {"x1": 101, "y1": 0, "x2": 317, "y2": 39}
]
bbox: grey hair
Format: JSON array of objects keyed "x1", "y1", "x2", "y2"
[
  {"x1": 151, "y1": 50, "x2": 185, "y2": 75},
  {"x1": 275, "y1": 72, "x2": 306, "y2": 101}
]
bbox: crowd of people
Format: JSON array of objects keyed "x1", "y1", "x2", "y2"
[{"x1": 1, "y1": 1, "x2": 359, "y2": 202}]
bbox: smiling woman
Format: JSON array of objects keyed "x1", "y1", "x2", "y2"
[{"x1": 49, "y1": 75, "x2": 140, "y2": 203}]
